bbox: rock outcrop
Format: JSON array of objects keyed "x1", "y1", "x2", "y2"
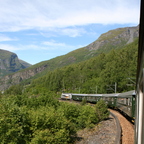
[
  {"x1": 0, "y1": 49, "x2": 31, "y2": 78},
  {"x1": 0, "y1": 64, "x2": 47, "y2": 90},
  {"x1": 86, "y1": 25, "x2": 139, "y2": 51}
]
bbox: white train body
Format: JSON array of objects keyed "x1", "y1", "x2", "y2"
[{"x1": 61, "y1": 93, "x2": 72, "y2": 100}]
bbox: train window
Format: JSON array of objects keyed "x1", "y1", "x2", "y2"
[{"x1": 126, "y1": 98, "x2": 128, "y2": 105}]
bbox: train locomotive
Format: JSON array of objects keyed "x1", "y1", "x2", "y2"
[{"x1": 61, "y1": 90, "x2": 136, "y2": 119}]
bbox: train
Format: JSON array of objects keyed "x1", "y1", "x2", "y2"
[
  {"x1": 61, "y1": 90, "x2": 136, "y2": 119},
  {"x1": 135, "y1": 0, "x2": 144, "y2": 143}
]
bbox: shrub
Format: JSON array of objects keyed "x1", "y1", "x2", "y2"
[
  {"x1": 29, "y1": 106, "x2": 76, "y2": 143},
  {"x1": 81, "y1": 97, "x2": 87, "y2": 105},
  {"x1": 77, "y1": 105, "x2": 98, "y2": 129},
  {"x1": 95, "y1": 100, "x2": 109, "y2": 121},
  {"x1": 0, "y1": 104, "x2": 31, "y2": 144}
]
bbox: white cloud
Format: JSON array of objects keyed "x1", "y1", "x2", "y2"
[
  {"x1": 60, "y1": 28, "x2": 86, "y2": 37},
  {"x1": 0, "y1": 0, "x2": 140, "y2": 32},
  {"x1": 42, "y1": 40, "x2": 84, "y2": 52},
  {"x1": 39, "y1": 27, "x2": 86, "y2": 38},
  {"x1": 42, "y1": 40, "x2": 66, "y2": 47},
  {"x1": 0, "y1": 44, "x2": 20, "y2": 51},
  {"x1": 0, "y1": 43, "x2": 40, "y2": 52},
  {"x1": 0, "y1": 35, "x2": 18, "y2": 42},
  {"x1": 0, "y1": 40, "x2": 84, "y2": 53}
]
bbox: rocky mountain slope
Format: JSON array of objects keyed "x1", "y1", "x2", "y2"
[
  {"x1": 86, "y1": 25, "x2": 139, "y2": 51},
  {"x1": 0, "y1": 25, "x2": 139, "y2": 91},
  {"x1": 19, "y1": 59, "x2": 31, "y2": 68},
  {"x1": 48, "y1": 25, "x2": 139, "y2": 67},
  {"x1": 0, "y1": 49, "x2": 31, "y2": 78}
]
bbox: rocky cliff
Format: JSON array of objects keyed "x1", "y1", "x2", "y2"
[
  {"x1": 0, "y1": 64, "x2": 47, "y2": 90},
  {"x1": 0, "y1": 49, "x2": 31, "y2": 78},
  {"x1": 86, "y1": 25, "x2": 139, "y2": 51}
]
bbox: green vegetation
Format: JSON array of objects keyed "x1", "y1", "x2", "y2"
[
  {"x1": 98, "y1": 28, "x2": 126, "y2": 41},
  {"x1": 0, "y1": 92, "x2": 109, "y2": 143},
  {"x1": 19, "y1": 38, "x2": 137, "y2": 94},
  {"x1": 0, "y1": 49, "x2": 14, "y2": 59}
]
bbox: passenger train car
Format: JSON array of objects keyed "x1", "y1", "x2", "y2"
[{"x1": 61, "y1": 90, "x2": 136, "y2": 119}]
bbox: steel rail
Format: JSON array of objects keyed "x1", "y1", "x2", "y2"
[{"x1": 110, "y1": 111, "x2": 122, "y2": 144}]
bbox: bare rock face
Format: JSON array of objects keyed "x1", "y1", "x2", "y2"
[
  {"x1": 0, "y1": 49, "x2": 48, "y2": 91},
  {"x1": 0, "y1": 64, "x2": 47, "y2": 90},
  {"x1": 0, "y1": 49, "x2": 33, "y2": 90},
  {"x1": 0, "y1": 49, "x2": 31, "y2": 78},
  {"x1": 85, "y1": 26, "x2": 139, "y2": 51}
]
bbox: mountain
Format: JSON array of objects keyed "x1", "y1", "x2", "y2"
[
  {"x1": 19, "y1": 59, "x2": 31, "y2": 68},
  {"x1": 26, "y1": 39, "x2": 138, "y2": 94},
  {"x1": 45, "y1": 25, "x2": 139, "y2": 66},
  {"x1": 0, "y1": 49, "x2": 31, "y2": 78},
  {"x1": 0, "y1": 25, "x2": 139, "y2": 91},
  {"x1": 86, "y1": 25, "x2": 139, "y2": 52}
]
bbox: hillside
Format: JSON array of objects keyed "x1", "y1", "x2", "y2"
[
  {"x1": 23, "y1": 38, "x2": 138, "y2": 94},
  {"x1": 19, "y1": 59, "x2": 31, "y2": 68},
  {"x1": 0, "y1": 49, "x2": 31, "y2": 78},
  {"x1": 0, "y1": 25, "x2": 139, "y2": 91},
  {"x1": 4, "y1": 38, "x2": 138, "y2": 95},
  {"x1": 86, "y1": 25, "x2": 139, "y2": 52},
  {"x1": 47, "y1": 25, "x2": 139, "y2": 66}
]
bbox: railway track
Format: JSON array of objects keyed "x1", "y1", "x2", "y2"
[
  {"x1": 59, "y1": 99, "x2": 134, "y2": 144},
  {"x1": 110, "y1": 109, "x2": 134, "y2": 144},
  {"x1": 110, "y1": 111, "x2": 121, "y2": 144}
]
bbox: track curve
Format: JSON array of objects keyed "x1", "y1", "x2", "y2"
[
  {"x1": 109, "y1": 109, "x2": 134, "y2": 144},
  {"x1": 110, "y1": 111, "x2": 121, "y2": 144}
]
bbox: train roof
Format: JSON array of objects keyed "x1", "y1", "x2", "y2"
[
  {"x1": 68, "y1": 90, "x2": 135, "y2": 97},
  {"x1": 118, "y1": 90, "x2": 135, "y2": 97}
]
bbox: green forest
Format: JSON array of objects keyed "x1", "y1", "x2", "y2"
[
  {"x1": 21, "y1": 38, "x2": 138, "y2": 95},
  {"x1": 0, "y1": 92, "x2": 109, "y2": 143},
  {"x1": 0, "y1": 38, "x2": 138, "y2": 143}
]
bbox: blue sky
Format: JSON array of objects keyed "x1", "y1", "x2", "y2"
[{"x1": 0, "y1": 0, "x2": 140, "y2": 65}]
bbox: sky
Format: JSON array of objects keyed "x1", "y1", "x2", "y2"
[{"x1": 0, "y1": 0, "x2": 140, "y2": 65}]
